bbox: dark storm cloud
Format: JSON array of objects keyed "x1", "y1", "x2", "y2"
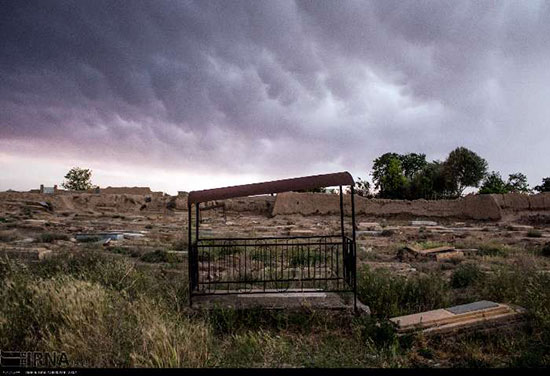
[{"x1": 1, "y1": 0, "x2": 549, "y2": 181}]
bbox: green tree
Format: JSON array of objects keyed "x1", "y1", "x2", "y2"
[
  {"x1": 506, "y1": 172, "x2": 530, "y2": 193},
  {"x1": 355, "y1": 177, "x2": 372, "y2": 198},
  {"x1": 62, "y1": 167, "x2": 95, "y2": 191},
  {"x1": 479, "y1": 171, "x2": 509, "y2": 194},
  {"x1": 398, "y1": 153, "x2": 427, "y2": 179},
  {"x1": 371, "y1": 152, "x2": 400, "y2": 192},
  {"x1": 444, "y1": 147, "x2": 488, "y2": 196},
  {"x1": 534, "y1": 177, "x2": 550, "y2": 193},
  {"x1": 379, "y1": 158, "x2": 408, "y2": 199},
  {"x1": 409, "y1": 161, "x2": 457, "y2": 199}
]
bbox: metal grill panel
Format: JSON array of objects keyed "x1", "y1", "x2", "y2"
[{"x1": 191, "y1": 235, "x2": 355, "y2": 295}]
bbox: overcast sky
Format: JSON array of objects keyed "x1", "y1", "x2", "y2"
[{"x1": 1, "y1": 0, "x2": 549, "y2": 194}]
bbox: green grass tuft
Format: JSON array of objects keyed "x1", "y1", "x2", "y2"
[{"x1": 37, "y1": 232, "x2": 69, "y2": 243}]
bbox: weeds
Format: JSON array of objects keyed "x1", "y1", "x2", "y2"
[
  {"x1": 451, "y1": 263, "x2": 484, "y2": 288},
  {"x1": 76, "y1": 236, "x2": 101, "y2": 243},
  {"x1": 0, "y1": 268, "x2": 208, "y2": 367},
  {"x1": 356, "y1": 266, "x2": 450, "y2": 318},
  {"x1": 37, "y1": 232, "x2": 69, "y2": 243},
  {"x1": 0, "y1": 230, "x2": 18, "y2": 242},
  {"x1": 140, "y1": 250, "x2": 180, "y2": 263},
  {"x1": 2, "y1": 241, "x2": 549, "y2": 367},
  {"x1": 414, "y1": 241, "x2": 449, "y2": 249},
  {"x1": 527, "y1": 229, "x2": 543, "y2": 238},
  {"x1": 475, "y1": 241, "x2": 514, "y2": 257}
]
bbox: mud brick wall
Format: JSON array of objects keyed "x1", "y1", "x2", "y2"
[{"x1": 271, "y1": 192, "x2": 550, "y2": 221}]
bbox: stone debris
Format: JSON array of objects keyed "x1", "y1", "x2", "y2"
[
  {"x1": 506, "y1": 224, "x2": 534, "y2": 231},
  {"x1": 75, "y1": 232, "x2": 125, "y2": 242},
  {"x1": 357, "y1": 222, "x2": 382, "y2": 231},
  {"x1": 397, "y1": 245, "x2": 476, "y2": 261},
  {"x1": 411, "y1": 220, "x2": 438, "y2": 226},
  {"x1": 390, "y1": 301, "x2": 526, "y2": 336},
  {"x1": 357, "y1": 230, "x2": 383, "y2": 237},
  {"x1": 365, "y1": 261, "x2": 416, "y2": 276},
  {"x1": 289, "y1": 229, "x2": 315, "y2": 236},
  {"x1": 0, "y1": 246, "x2": 53, "y2": 260},
  {"x1": 122, "y1": 232, "x2": 145, "y2": 239},
  {"x1": 13, "y1": 237, "x2": 35, "y2": 243}
]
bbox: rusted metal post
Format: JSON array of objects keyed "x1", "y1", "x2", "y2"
[
  {"x1": 195, "y1": 203, "x2": 199, "y2": 242},
  {"x1": 188, "y1": 201, "x2": 193, "y2": 307},
  {"x1": 351, "y1": 185, "x2": 357, "y2": 313},
  {"x1": 339, "y1": 185, "x2": 345, "y2": 242}
]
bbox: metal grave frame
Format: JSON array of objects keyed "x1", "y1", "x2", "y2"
[{"x1": 187, "y1": 171, "x2": 357, "y2": 309}]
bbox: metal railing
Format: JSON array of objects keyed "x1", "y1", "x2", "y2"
[{"x1": 189, "y1": 235, "x2": 355, "y2": 296}]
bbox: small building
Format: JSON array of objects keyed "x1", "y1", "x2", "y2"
[{"x1": 40, "y1": 185, "x2": 58, "y2": 194}]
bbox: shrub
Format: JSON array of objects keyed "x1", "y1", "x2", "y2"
[
  {"x1": 414, "y1": 241, "x2": 448, "y2": 249},
  {"x1": 172, "y1": 238, "x2": 187, "y2": 251},
  {"x1": 140, "y1": 250, "x2": 179, "y2": 264},
  {"x1": 76, "y1": 236, "x2": 101, "y2": 243},
  {"x1": 476, "y1": 241, "x2": 513, "y2": 257},
  {"x1": 0, "y1": 230, "x2": 17, "y2": 242},
  {"x1": 541, "y1": 243, "x2": 550, "y2": 257},
  {"x1": 38, "y1": 232, "x2": 69, "y2": 243},
  {"x1": 353, "y1": 316, "x2": 398, "y2": 349},
  {"x1": 451, "y1": 263, "x2": 484, "y2": 288},
  {"x1": 356, "y1": 266, "x2": 450, "y2": 317},
  {"x1": 110, "y1": 246, "x2": 135, "y2": 256},
  {"x1": 527, "y1": 229, "x2": 543, "y2": 238},
  {"x1": 380, "y1": 229, "x2": 395, "y2": 237}
]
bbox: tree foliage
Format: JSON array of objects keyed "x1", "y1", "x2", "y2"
[
  {"x1": 506, "y1": 172, "x2": 530, "y2": 193},
  {"x1": 371, "y1": 154, "x2": 409, "y2": 199},
  {"x1": 372, "y1": 153, "x2": 400, "y2": 192},
  {"x1": 444, "y1": 147, "x2": 488, "y2": 196},
  {"x1": 379, "y1": 158, "x2": 408, "y2": 199},
  {"x1": 409, "y1": 161, "x2": 457, "y2": 199},
  {"x1": 62, "y1": 167, "x2": 95, "y2": 191},
  {"x1": 367, "y1": 148, "x2": 538, "y2": 200},
  {"x1": 355, "y1": 177, "x2": 372, "y2": 198},
  {"x1": 479, "y1": 171, "x2": 531, "y2": 194},
  {"x1": 534, "y1": 177, "x2": 550, "y2": 193},
  {"x1": 479, "y1": 171, "x2": 509, "y2": 194},
  {"x1": 399, "y1": 153, "x2": 427, "y2": 179}
]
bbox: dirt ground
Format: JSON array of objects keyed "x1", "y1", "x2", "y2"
[
  {"x1": 2, "y1": 192, "x2": 550, "y2": 367},
  {"x1": 2, "y1": 192, "x2": 550, "y2": 287}
]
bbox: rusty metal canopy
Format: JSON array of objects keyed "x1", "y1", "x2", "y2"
[{"x1": 188, "y1": 171, "x2": 354, "y2": 204}]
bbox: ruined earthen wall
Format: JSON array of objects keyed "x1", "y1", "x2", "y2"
[
  {"x1": 225, "y1": 196, "x2": 276, "y2": 214},
  {"x1": 100, "y1": 187, "x2": 159, "y2": 195},
  {"x1": 2, "y1": 190, "x2": 549, "y2": 220},
  {"x1": 271, "y1": 192, "x2": 550, "y2": 220},
  {"x1": 0, "y1": 192, "x2": 173, "y2": 213}
]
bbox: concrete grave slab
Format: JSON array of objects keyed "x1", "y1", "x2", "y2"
[
  {"x1": 411, "y1": 220, "x2": 438, "y2": 226},
  {"x1": 390, "y1": 301, "x2": 526, "y2": 337},
  {"x1": 446, "y1": 300, "x2": 499, "y2": 315},
  {"x1": 76, "y1": 232, "x2": 124, "y2": 241}
]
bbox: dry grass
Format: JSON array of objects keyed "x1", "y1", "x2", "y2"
[{"x1": 1, "y1": 235, "x2": 550, "y2": 368}]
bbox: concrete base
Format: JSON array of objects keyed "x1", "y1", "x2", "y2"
[{"x1": 191, "y1": 289, "x2": 368, "y2": 314}]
